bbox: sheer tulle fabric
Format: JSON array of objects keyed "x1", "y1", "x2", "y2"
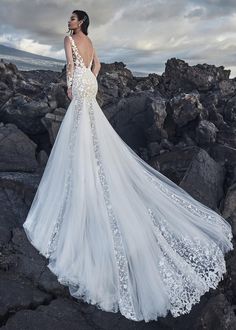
[{"x1": 23, "y1": 36, "x2": 234, "y2": 323}]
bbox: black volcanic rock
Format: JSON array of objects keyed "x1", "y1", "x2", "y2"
[
  {"x1": 0, "y1": 123, "x2": 38, "y2": 172},
  {"x1": 1, "y1": 95, "x2": 51, "y2": 135},
  {"x1": 196, "y1": 119, "x2": 219, "y2": 146},
  {"x1": 0, "y1": 58, "x2": 235, "y2": 329},
  {"x1": 216, "y1": 125, "x2": 236, "y2": 149},
  {"x1": 223, "y1": 95, "x2": 236, "y2": 122},
  {"x1": 169, "y1": 91, "x2": 203, "y2": 127},
  {"x1": 163, "y1": 57, "x2": 231, "y2": 94},
  {"x1": 180, "y1": 148, "x2": 225, "y2": 210}
]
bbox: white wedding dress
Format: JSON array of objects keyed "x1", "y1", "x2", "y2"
[{"x1": 23, "y1": 35, "x2": 234, "y2": 323}]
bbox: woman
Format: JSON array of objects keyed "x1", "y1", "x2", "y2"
[{"x1": 23, "y1": 10, "x2": 234, "y2": 323}]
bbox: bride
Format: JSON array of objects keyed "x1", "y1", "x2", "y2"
[{"x1": 23, "y1": 10, "x2": 234, "y2": 322}]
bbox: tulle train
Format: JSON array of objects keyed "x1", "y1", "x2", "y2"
[{"x1": 23, "y1": 95, "x2": 234, "y2": 322}]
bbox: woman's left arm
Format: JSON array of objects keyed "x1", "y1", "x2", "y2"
[{"x1": 64, "y1": 36, "x2": 74, "y2": 100}]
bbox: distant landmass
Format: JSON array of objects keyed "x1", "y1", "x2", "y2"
[
  {"x1": 0, "y1": 44, "x2": 149, "y2": 76},
  {"x1": 0, "y1": 44, "x2": 65, "y2": 71}
]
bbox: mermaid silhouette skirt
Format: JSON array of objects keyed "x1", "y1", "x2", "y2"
[{"x1": 23, "y1": 65, "x2": 234, "y2": 322}]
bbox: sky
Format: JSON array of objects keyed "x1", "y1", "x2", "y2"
[{"x1": 0, "y1": 0, "x2": 235, "y2": 77}]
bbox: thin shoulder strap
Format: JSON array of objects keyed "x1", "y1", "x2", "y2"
[{"x1": 68, "y1": 35, "x2": 73, "y2": 45}]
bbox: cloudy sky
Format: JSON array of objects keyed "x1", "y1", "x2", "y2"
[{"x1": 0, "y1": 0, "x2": 235, "y2": 77}]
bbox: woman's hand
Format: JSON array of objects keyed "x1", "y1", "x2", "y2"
[{"x1": 67, "y1": 87, "x2": 72, "y2": 100}]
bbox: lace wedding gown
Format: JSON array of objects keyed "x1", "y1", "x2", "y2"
[{"x1": 23, "y1": 34, "x2": 234, "y2": 323}]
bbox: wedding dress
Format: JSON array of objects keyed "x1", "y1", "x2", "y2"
[{"x1": 23, "y1": 34, "x2": 234, "y2": 323}]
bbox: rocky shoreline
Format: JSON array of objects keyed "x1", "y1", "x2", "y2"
[{"x1": 0, "y1": 58, "x2": 235, "y2": 329}]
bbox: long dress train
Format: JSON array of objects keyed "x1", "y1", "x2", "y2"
[{"x1": 23, "y1": 35, "x2": 234, "y2": 323}]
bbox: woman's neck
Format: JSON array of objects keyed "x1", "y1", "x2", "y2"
[{"x1": 73, "y1": 29, "x2": 84, "y2": 36}]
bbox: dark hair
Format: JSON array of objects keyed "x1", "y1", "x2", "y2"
[{"x1": 72, "y1": 10, "x2": 89, "y2": 35}]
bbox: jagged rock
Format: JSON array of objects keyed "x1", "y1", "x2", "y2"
[
  {"x1": 16, "y1": 79, "x2": 42, "y2": 97},
  {"x1": 99, "y1": 61, "x2": 133, "y2": 78},
  {"x1": 181, "y1": 133, "x2": 196, "y2": 146},
  {"x1": 36, "y1": 149, "x2": 48, "y2": 169},
  {"x1": 160, "y1": 138, "x2": 174, "y2": 151},
  {"x1": 223, "y1": 95, "x2": 236, "y2": 123},
  {"x1": 47, "y1": 83, "x2": 70, "y2": 110},
  {"x1": 154, "y1": 146, "x2": 200, "y2": 184},
  {"x1": 1, "y1": 298, "x2": 94, "y2": 330},
  {"x1": 180, "y1": 148, "x2": 225, "y2": 210},
  {"x1": 222, "y1": 184, "x2": 236, "y2": 219},
  {"x1": 193, "y1": 294, "x2": 236, "y2": 330},
  {"x1": 0, "y1": 60, "x2": 23, "y2": 89},
  {"x1": 216, "y1": 125, "x2": 236, "y2": 149},
  {"x1": 149, "y1": 95, "x2": 167, "y2": 129},
  {"x1": 209, "y1": 107, "x2": 226, "y2": 128},
  {"x1": 154, "y1": 146, "x2": 225, "y2": 210},
  {"x1": 21, "y1": 68, "x2": 62, "y2": 85},
  {"x1": 105, "y1": 93, "x2": 169, "y2": 150},
  {"x1": 218, "y1": 79, "x2": 236, "y2": 97},
  {"x1": 164, "y1": 58, "x2": 231, "y2": 94},
  {"x1": 0, "y1": 123, "x2": 38, "y2": 172},
  {"x1": 0, "y1": 172, "x2": 39, "y2": 247},
  {"x1": 196, "y1": 119, "x2": 219, "y2": 146},
  {"x1": 134, "y1": 73, "x2": 162, "y2": 91},
  {"x1": 1, "y1": 95, "x2": 51, "y2": 135},
  {"x1": 147, "y1": 142, "x2": 161, "y2": 157},
  {"x1": 0, "y1": 184, "x2": 14, "y2": 246},
  {"x1": 0, "y1": 227, "x2": 47, "y2": 278},
  {"x1": 208, "y1": 144, "x2": 236, "y2": 186},
  {"x1": 42, "y1": 107, "x2": 67, "y2": 144},
  {"x1": 0, "y1": 81, "x2": 13, "y2": 108},
  {"x1": 196, "y1": 90, "x2": 226, "y2": 129},
  {"x1": 0, "y1": 271, "x2": 52, "y2": 324},
  {"x1": 104, "y1": 92, "x2": 152, "y2": 149},
  {"x1": 169, "y1": 92, "x2": 203, "y2": 127},
  {"x1": 145, "y1": 95, "x2": 168, "y2": 143},
  {"x1": 222, "y1": 184, "x2": 236, "y2": 238},
  {"x1": 0, "y1": 171, "x2": 40, "y2": 197},
  {"x1": 95, "y1": 62, "x2": 136, "y2": 107},
  {"x1": 145, "y1": 122, "x2": 168, "y2": 143},
  {"x1": 227, "y1": 252, "x2": 236, "y2": 306},
  {"x1": 7, "y1": 228, "x2": 68, "y2": 297}
]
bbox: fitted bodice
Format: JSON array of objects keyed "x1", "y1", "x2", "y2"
[{"x1": 69, "y1": 35, "x2": 98, "y2": 100}]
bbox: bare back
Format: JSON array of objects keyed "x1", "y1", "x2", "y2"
[{"x1": 70, "y1": 35, "x2": 94, "y2": 68}]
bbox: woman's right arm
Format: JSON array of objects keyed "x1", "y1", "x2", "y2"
[
  {"x1": 64, "y1": 36, "x2": 74, "y2": 100},
  {"x1": 92, "y1": 48, "x2": 101, "y2": 78}
]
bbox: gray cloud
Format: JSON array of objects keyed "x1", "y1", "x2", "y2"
[
  {"x1": 0, "y1": 0, "x2": 235, "y2": 77},
  {"x1": 184, "y1": 8, "x2": 205, "y2": 19},
  {"x1": 190, "y1": 0, "x2": 236, "y2": 18}
]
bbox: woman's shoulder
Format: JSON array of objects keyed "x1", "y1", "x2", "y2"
[
  {"x1": 64, "y1": 34, "x2": 93, "y2": 48},
  {"x1": 64, "y1": 35, "x2": 72, "y2": 44}
]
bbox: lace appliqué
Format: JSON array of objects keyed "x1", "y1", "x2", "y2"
[
  {"x1": 144, "y1": 171, "x2": 233, "y2": 247},
  {"x1": 45, "y1": 97, "x2": 83, "y2": 258},
  {"x1": 66, "y1": 62, "x2": 74, "y2": 88},
  {"x1": 147, "y1": 207, "x2": 231, "y2": 317},
  {"x1": 72, "y1": 67, "x2": 98, "y2": 100},
  {"x1": 67, "y1": 36, "x2": 98, "y2": 100},
  {"x1": 88, "y1": 99, "x2": 137, "y2": 321}
]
